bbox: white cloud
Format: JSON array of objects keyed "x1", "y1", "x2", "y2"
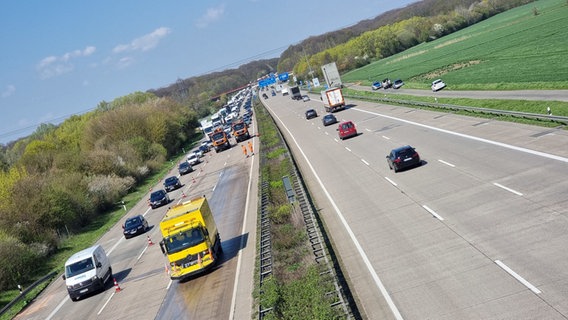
[
  {"x1": 116, "y1": 57, "x2": 134, "y2": 69},
  {"x1": 2, "y1": 85, "x2": 16, "y2": 98},
  {"x1": 113, "y1": 27, "x2": 171, "y2": 53},
  {"x1": 37, "y1": 46, "x2": 97, "y2": 79},
  {"x1": 196, "y1": 5, "x2": 225, "y2": 28}
]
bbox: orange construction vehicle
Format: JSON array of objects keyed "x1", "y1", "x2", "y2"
[
  {"x1": 210, "y1": 127, "x2": 231, "y2": 153},
  {"x1": 231, "y1": 119, "x2": 251, "y2": 143}
]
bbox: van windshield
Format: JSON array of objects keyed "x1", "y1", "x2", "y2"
[
  {"x1": 66, "y1": 258, "x2": 95, "y2": 278},
  {"x1": 164, "y1": 228, "x2": 205, "y2": 254}
]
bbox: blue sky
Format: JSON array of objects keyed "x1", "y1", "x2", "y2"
[{"x1": 0, "y1": 0, "x2": 417, "y2": 144}]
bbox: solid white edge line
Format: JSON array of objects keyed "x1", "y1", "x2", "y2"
[
  {"x1": 385, "y1": 177, "x2": 397, "y2": 186},
  {"x1": 438, "y1": 159, "x2": 456, "y2": 167},
  {"x1": 361, "y1": 159, "x2": 370, "y2": 166},
  {"x1": 345, "y1": 147, "x2": 352, "y2": 152},
  {"x1": 229, "y1": 130, "x2": 256, "y2": 320},
  {"x1": 264, "y1": 104, "x2": 404, "y2": 320},
  {"x1": 355, "y1": 108, "x2": 568, "y2": 164},
  {"x1": 382, "y1": 135, "x2": 390, "y2": 140},
  {"x1": 493, "y1": 182, "x2": 523, "y2": 196},
  {"x1": 422, "y1": 205, "x2": 445, "y2": 221},
  {"x1": 495, "y1": 260, "x2": 541, "y2": 294}
]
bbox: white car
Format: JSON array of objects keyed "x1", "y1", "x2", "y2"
[
  {"x1": 431, "y1": 79, "x2": 446, "y2": 92},
  {"x1": 187, "y1": 152, "x2": 201, "y2": 166}
]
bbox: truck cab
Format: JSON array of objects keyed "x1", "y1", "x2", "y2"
[{"x1": 231, "y1": 119, "x2": 251, "y2": 142}]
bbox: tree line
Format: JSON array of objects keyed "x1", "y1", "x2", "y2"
[{"x1": 281, "y1": 0, "x2": 535, "y2": 82}]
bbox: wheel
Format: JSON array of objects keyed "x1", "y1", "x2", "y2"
[{"x1": 393, "y1": 165, "x2": 399, "y2": 173}]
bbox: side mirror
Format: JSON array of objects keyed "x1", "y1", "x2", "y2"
[
  {"x1": 122, "y1": 225, "x2": 125, "y2": 229},
  {"x1": 62, "y1": 274, "x2": 66, "y2": 280},
  {"x1": 159, "y1": 241, "x2": 166, "y2": 255},
  {"x1": 96, "y1": 262, "x2": 102, "y2": 268}
]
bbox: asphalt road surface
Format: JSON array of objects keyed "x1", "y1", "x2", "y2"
[{"x1": 262, "y1": 89, "x2": 568, "y2": 319}]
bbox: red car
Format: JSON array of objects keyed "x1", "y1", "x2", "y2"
[{"x1": 337, "y1": 121, "x2": 357, "y2": 140}]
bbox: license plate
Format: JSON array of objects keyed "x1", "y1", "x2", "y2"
[
  {"x1": 404, "y1": 158, "x2": 412, "y2": 162},
  {"x1": 80, "y1": 288, "x2": 88, "y2": 293}
]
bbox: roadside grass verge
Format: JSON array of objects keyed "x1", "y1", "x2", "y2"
[
  {"x1": 254, "y1": 101, "x2": 344, "y2": 319},
  {"x1": 343, "y1": 87, "x2": 568, "y2": 127}
]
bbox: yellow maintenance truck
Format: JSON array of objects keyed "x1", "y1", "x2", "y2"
[{"x1": 159, "y1": 196, "x2": 222, "y2": 280}]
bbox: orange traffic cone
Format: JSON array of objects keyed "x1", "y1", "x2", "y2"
[
  {"x1": 114, "y1": 278, "x2": 121, "y2": 292},
  {"x1": 147, "y1": 235, "x2": 154, "y2": 246},
  {"x1": 192, "y1": 177, "x2": 196, "y2": 184},
  {"x1": 164, "y1": 263, "x2": 170, "y2": 275},
  {"x1": 181, "y1": 191, "x2": 187, "y2": 198}
]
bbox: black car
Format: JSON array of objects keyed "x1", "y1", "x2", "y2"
[
  {"x1": 386, "y1": 145, "x2": 421, "y2": 173},
  {"x1": 163, "y1": 176, "x2": 182, "y2": 192},
  {"x1": 123, "y1": 215, "x2": 148, "y2": 239},
  {"x1": 178, "y1": 161, "x2": 193, "y2": 175},
  {"x1": 322, "y1": 114, "x2": 338, "y2": 126},
  {"x1": 305, "y1": 109, "x2": 318, "y2": 120},
  {"x1": 149, "y1": 190, "x2": 170, "y2": 209}
]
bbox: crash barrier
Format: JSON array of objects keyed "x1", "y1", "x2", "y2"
[
  {"x1": 346, "y1": 94, "x2": 568, "y2": 125},
  {"x1": 0, "y1": 271, "x2": 57, "y2": 317}
]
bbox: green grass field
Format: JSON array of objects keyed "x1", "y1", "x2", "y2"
[{"x1": 343, "y1": 0, "x2": 568, "y2": 90}]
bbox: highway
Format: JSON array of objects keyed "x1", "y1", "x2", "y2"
[
  {"x1": 15, "y1": 124, "x2": 259, "y2": 320},
  {"x1": 262, "y1": 90, "x2": 568, "y2": 319}
]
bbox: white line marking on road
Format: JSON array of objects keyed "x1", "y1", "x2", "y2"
[
  {"x1": 46, "y1": 296, "x2": 69, "y2": 320},
  {"x1": 325, "y1": 131, "x2": 329, "y2": 135},
  {"x1": 493, "y1": 182, "x2": 523, "y2": 196},
  {"x1": 365, "y1": 128, "x2": 372, "y2": 132},
  {"x1": 98, "y1": 292, "x2": 115, "y2": 315},
  {"x1": 229, "y1": 138, "x2": 256, "y2": 320},
  {"x1": 495, "y1": 260, "x2": 541, "y2": 294},
  {"x1": 355, "y1": 108, "x2": 568, "y2": 163},
  {"x1": 345, "y1": 147, "x2": 352, "y2": 152},
  {"x1": 137, "y1": 244, "x2": 149, "y2": 261},
  {"x1": 334, "y1": 138, "x2": 339, "y2": 143},
  {"x1": 382, "y1": 135, "x2": 390, "y2": 140},
  {"x1": 264, "y1": 104, "x2": 404, "y2": 320},
  {"x1": 438, "y1": 159, "x2": 456, "y2": 167},
  {"x1": 385, "y1": 177, "x2": 397, "y2": 186},
  {"x1": 422, "y1": 205, "x2": 445, "y2": 221},
  {"x1": 361, "y1": 159, "x2": 370, "y2": 166}
]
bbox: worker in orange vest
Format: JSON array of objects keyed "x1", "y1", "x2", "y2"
[
  {"x1": 248, "y1": 141, "x2": 254, "y2": 155},
  {"x1": 241, "y1": 144, "x2": 248, "y2": 157}
]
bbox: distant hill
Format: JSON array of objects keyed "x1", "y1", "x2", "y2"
[{"x1": 149, "y1": 0, "x2": 533, "y2": 105}]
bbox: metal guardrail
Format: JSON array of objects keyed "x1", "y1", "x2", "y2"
[
  {"x1": 0, "y1": 271, "x2": 57, "y2": 317},
  {"x1": 345, "y1": 94, "x2": 568, "y2": 125}
]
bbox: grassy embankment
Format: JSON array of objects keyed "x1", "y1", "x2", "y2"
[{"x1": 341, "y1": 0, "x2": 568, "y2": 124}]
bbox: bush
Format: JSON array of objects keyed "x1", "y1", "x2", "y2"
[{"x1": 0, "y1": 231, "x2": 42, "y2": 290}]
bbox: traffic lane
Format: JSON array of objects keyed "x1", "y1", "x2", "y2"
[
  {"x1": 348, "y1": 84, "x2": 568, "y2": 102},
  {"x1": 333, "y1": 102, "x2": 568, "y2": 316},
  {"x1": 156, "y1": 144, "x2": 254, "y2": 319},
  {"x1": 265, "y1": 96, "x2": 567, "y2": 318}
]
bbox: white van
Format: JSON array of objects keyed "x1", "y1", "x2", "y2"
[{"x1": 62, "y1": 244, "x2": 112, "y2": 301}]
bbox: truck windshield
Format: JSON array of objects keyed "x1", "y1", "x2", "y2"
[
  {"x1": 233, "y1": 123, "x2": 245, "y2": 130},
  {"x1": 211, "y1": 132, "x2": 225, "y2": 140},
  {"x1": 66, "y1": 258, "x2": 95, "y2": 278},
  {"x1": 165, "y1": 228, "x2": 205, "y2": 254}
]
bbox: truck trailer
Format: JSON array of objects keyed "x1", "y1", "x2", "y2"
[
  {"x1": 290, "y1": 86, "x2": 302, "y2": 100},
  {"x1": 321, "y1": 87, "x2": 345, "y2": 113},
  {"x1": 159, "y1": 196, "x2": 222, "y2": 280}
]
